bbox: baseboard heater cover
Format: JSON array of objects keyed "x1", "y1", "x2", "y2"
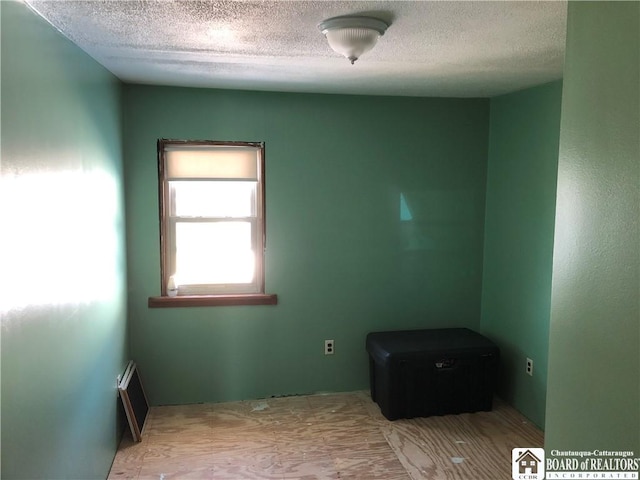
[{"x1": 118, "y1": 361, "x2": 150, "y2": 442}]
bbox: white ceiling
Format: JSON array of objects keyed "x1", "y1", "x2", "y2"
[{"x1": 26, "y1": 1, "x2": 567, "y2": 98}]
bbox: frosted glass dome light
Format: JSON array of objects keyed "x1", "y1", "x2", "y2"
[{"x1": 318, "y1": 16, "x2": 389, "y2": 65}]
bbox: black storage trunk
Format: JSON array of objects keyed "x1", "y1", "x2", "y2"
[{"x1": 366, "y1": 328, "x2": 499, "y2": 421}]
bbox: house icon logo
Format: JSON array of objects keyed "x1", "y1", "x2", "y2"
[{"x1": 512, "y1": 448, "x2": 545, "y2": 480}]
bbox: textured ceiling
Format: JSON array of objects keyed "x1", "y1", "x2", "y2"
[{"x1": 26, "y1": 1, "x2": 567, "y2": 98}]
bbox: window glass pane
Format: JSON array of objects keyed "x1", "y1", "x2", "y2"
[
  {"x1": 174, "y1": 221, "x2": 254, "y2": 285},
  {"x1": 171, "y1": 181, "x2": 255, "y2": 217}
]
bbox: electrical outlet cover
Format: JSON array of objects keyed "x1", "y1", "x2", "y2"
[{"x1": 324, "y1": 340, "x2": 334, "y2": 355}]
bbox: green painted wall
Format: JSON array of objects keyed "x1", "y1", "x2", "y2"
[
  {"x1": 545, "y1": 1, "x2": 639, "y2": 452},
  {"x1": 123, "y1": 85, "x2": 490, "y2": 405},
  {"x1": 481, "y1": 81, "x2": 563, "y2": 428},
  {"x1": 1, "y1": 2, "x2": 127, "y2": 479}
]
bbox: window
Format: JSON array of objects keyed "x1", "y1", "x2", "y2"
[{"x1": 149, "y1": 140, "x2": 277, "y2": 307}]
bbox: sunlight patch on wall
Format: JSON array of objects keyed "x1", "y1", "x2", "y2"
[
  {"x1": 551, "y1": 162, "x2": 587, "y2": 297},
  {"x1": 400, "y1": 192, "x2": 413, "y2": 221},
  {"x1": 0, "y1": 170, "x2": 121, "y2": 312}
]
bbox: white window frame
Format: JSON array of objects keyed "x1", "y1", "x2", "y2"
[{"x1": 157, "y1": 139, "x2": 266, "y2": 298}]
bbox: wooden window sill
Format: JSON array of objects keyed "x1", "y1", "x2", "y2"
[{"x1": 148, "y1": 294, "x2": 278, "y2": 308}]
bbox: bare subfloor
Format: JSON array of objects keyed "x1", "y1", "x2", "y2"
[{"x1": 109, "y1": 391, "x2": 543, "y2": 479}]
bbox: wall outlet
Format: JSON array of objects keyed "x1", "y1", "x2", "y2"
[
  {"x1": 324, "y1": 339, "x2": 334, "y2": 355},
  {"x1": 526, "y1": 358, "x2": 533, "y2": 376}
]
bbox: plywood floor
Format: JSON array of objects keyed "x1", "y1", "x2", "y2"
[{"x1": 108, "y1": 391, "x2": 543, "y2": 480}]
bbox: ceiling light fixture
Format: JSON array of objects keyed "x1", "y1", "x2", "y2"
[{"x1": 318, "y1": 16, "x2": 389, "y2": 65}]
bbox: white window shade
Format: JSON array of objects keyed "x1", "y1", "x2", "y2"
[{"x1": 166, "y1": 146, "x2": 259, "y2": 180}]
